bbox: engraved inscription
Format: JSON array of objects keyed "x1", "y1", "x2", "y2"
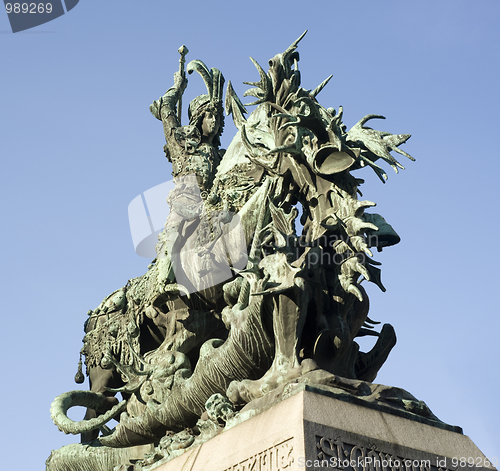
[
  {"x1": 315, "y1": 435, "x2": 455, "y2": 471},
  {"x1": 223, "y1": 437, "x2": 294, "y2": 471}
]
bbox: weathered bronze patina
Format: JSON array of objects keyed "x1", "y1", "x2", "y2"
[{"x1": 46, "y1": 33, "x2": 433, "y2": 471}]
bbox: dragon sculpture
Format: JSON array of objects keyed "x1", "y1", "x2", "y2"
[{"x1": 46, "y1": 33, "x2": 443, "y2": 471}]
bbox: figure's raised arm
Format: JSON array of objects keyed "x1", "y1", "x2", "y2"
[
  {"x1": 149, "y1": 71, "x2": 188, "y2": 127},
  {"x1": 150, "y1": 45, "x2": 189, "y2": 136}
]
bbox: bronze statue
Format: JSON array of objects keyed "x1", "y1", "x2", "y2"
[{"x1": 47, "y1": 33, "x2": 439, "y2": 471}]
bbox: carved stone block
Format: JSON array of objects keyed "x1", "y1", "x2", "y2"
[{"x1": 150, "y1": 389, "x2": 495, "y2": 471}]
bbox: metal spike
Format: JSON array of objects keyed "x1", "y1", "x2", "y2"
[
  {"x1": 225, "y1": 81, "x2": 247, "y2": 129},
  {"x1": 359, "y1": 157, "x2": 388, "y2": 183},
  {"x1": 284, "y1": 30, "x2": 308, "y2": 56},
  {"x1": 392, "y1": 145, "x2": 415, "y2": 162},
  {"x1": 243, "y1": 57, "x2": 270, "y2": 106},
  {"x1": 243, "y1": 81, "x2": 262, "y2": 87},
  {"x1": 311, "y1": 75, "x2": 333, "y2": 98},
  {"x1": 347, "y1": 284, "x2": 364, "y2": 302},
  {"x1": 355, "y1": 114, "x2": 386, "y2": 128},
  {"x1": 243, "y1": 87, "x2": 265, "y2": 98},
  {"x1": 250, "y1": 56, "x2": 268, "y2": 82}
]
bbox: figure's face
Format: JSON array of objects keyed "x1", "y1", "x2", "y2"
[{"x1": 201, "y1": 111, "x2": 220, "y2": 140}]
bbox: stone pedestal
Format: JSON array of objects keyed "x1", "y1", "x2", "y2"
[{"x1": 152, "y1": 386, "x2": 495, "y2": 471}]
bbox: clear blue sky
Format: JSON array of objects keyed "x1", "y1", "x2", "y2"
[{"x1": 1, "y1": 0, "x2": 499, "y2": 466}]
